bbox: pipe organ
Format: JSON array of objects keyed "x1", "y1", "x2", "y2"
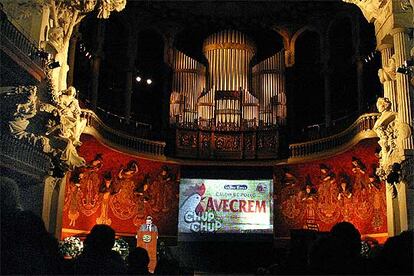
[
  {"x1": 170, "y1": 30, "x2": 285, "y2": 159},
  {"x1": 252, "y1": 51, "x2": 287, "y2": 127},
  {"x1": 169, "y1": 48, "x2": 206, "y2": 126}
]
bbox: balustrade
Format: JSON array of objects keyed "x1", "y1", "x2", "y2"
[
  {"x1": 0, "y1": 9, "x2": 43, "y2": 68},
  {"x1": 81, "y1": 110, "x2": 165, "y2": 156},
  {"x1": 289, "y1": 113, "x2": 379, "y2": 158},
  {"x1": 80, "y1": 110, "x2": 378, "y2": 160},
  {"x1": 0, "y1": 132, "x2": 52, "y2": 176}
]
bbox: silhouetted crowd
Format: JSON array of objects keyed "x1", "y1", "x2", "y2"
[
  {"x1": 1, "y1": 176, "x2": 413, "y2": 275},
  {"x1": 256, "y1": 222, "x2": 413, "y2": 275}
]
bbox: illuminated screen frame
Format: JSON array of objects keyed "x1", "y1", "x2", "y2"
[{"x1": 178, "y1": 178, "x2": 274, "y2": 241}]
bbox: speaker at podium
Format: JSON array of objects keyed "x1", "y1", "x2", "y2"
[{"x1": 137, "y1": 216, "x2": 158, "y2": 273}]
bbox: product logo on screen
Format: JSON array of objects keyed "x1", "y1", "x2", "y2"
[{"x1": 178, "y1": 179, "x2": 273, "y2": 234}]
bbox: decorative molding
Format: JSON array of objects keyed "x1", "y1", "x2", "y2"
[
  {"x1": 373, "y1": 98, "x2": 412, "y2": 180},
  {"x1": 344, "y1": 0, "x2": 388, "y2": 24},
  {"x1": 378, "y1": 54, "x2": 397, "y2": 83},
  {"x1": 203, "y1": 42, "x2": 256, "y2": 54}
]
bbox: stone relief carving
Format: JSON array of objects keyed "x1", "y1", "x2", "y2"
[
  {"x1": 400, "y1": 0, "x2": 414, "y2": 17},
  {"x1": 2, "y1": 0, "x2": 127, "y2": 93},
  {"x1": 41, "y1": 86, "x2": 87, "y2": 168},
  {"x1": 344, "y1": 0, "x2": 388, "y2": 23},
  {"x1": 46, "y1": 26, "x2": 65, "y2": 53},
  {"x1": 2, "y1": 86, "x2": 52, "y2": 153},
  {"x1": 56, "y1": 87, "x2": 87, "y2": 146},
  {"x1": 1, "y1": 0, "x2": 126, "y2": 173},
  {"x1": 97, "y1": 0, "x2": 127, "y2": 19},
  {"x1": 378, "y1": 54, "x2": 396, "y2": 83},
  {"x1": 1, "y1": 84, "x2": 87, "y2": 170},
  {"x1": 373, "y1": 98, "x2": 412, "y2": 191}
]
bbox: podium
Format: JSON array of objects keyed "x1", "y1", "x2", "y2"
[{"x1": 137, "y1": 230, "x2": 158, "y2": 273}]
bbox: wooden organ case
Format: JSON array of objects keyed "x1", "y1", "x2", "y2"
[{"x1": 169, "y1": 30, "x2": 286, "y2": 159}]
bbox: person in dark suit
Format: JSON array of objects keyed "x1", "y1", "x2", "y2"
[{"x1": 139, "y1": 216, "x2": 158, "y2": 232}]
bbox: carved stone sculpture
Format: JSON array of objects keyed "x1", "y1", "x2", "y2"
[
  {"x1": 378, "y1": 55, "x2": 396, "y2": 83},
  {"x1": 2, "y1": 0, "x2": 127, "y2": 93},
  {"x1": 40, "y1": 86, "x2": 86, "y2": 169},
  {"x1": 6, "y1": 86, "x2": 52, "y2": 153},
  {"x1": 3, "y1": 84, "x2": 88, "y2": 169},
  {"x1": 56, "y1": 87, "x2": 87, "y2": 146},
  {"x1": 344, "y1": 0, "x2": 387, "y2": 24},
  {"x1": 373, "y1": 97, "x2": 411, "y2": 182},
  {"x1": 56, "y1": 87, "x2": 86, "y2": 168}
]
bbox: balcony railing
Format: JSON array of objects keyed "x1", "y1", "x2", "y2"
[
  {"x1": 0, "y1": 132, "x2": 52, "y2": 179},
  {"x1": 0, "y1": 9, "x2": 43, "y2": 68},
  {"x1": 79, "y1": 110, "x2": 378, "y2": 160},
  {"x1": 81, "y1": 110, "x2": 166, "y2": 156},
  {"x1": 289, "y1": 113, "x2": 379, "y2": 159},
  {"x1": 80, "y1": 97, "x2": 153, "y2": 139},
  {"x1": 81, "y1": 109, "x2": 378, "y2": 160}
]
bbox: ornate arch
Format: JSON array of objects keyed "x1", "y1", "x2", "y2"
[
  {"x1": 272, "y1": 26, "x2": 293, "y2": 67},
  {"x1": 290, "y1": 26, "x2": 320, "y2": 66}
]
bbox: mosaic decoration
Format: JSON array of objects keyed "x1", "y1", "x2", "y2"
[
  {"x1": 274, "y1": 139, "x2": 387, "y2": 237},
  {"x1": 62, "y1": 135, "x2": 179, "y2": 238},
  {"x1": 63, "y1": 136, "x2": 386, "y2": 240}
]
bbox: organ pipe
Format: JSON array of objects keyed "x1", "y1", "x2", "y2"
[
  {"x1": 252, "y1": 50, "x2": 286, "y2": 126},
  {"x1": 170, "y1": 48, "x2": 205, "y2": 125},
  {"x1": 169, "y1": 30, "x2": 286, "y2": 130}
]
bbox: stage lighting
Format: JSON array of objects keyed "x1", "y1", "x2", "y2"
[
  {"x1": 396, "y1": 66, "x2": 410, "y2": 74},
  {"x1": 396, "y1": 58, "x2": 413, "y2": 75},
  {"x1": 146, "y1": 79, "x2": 152, "y2": 85},
  {"x1": 136, "y1": 76, "x2": 142, "y2": 82},
  {"x1": 48, "y1": 61, "x2": 61, "y2": 69}
]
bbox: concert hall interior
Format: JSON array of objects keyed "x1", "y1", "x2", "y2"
[{"x1": 1, "y1": 0, "x2": 413, "y2": 275}]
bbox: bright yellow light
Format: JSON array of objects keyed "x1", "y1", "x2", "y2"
[
  {"x1": 146, "y1": 79, "x2": 152, "y2": 85},
  {"x1": 136, "y1": 76, "x2": 142, "y2": 82}
]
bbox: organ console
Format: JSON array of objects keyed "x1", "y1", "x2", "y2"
[{"x1": 169, "y1": 30, "x2": 286, "y2": 159}]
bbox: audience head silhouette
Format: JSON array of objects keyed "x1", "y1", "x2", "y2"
[
  {"x1": 84, "y1": 224, "x2": 115, "y2": 253},
  {"x1": 127, "y1": 247, "x2": 150, "y2": 275},
  {"x1": 74, "y1": 224, "x2": 126, "y2": 274},
  {"x1": 0, "y1": 176, "x2": 21, "y2": 215},
  {"x1": 331, "y1": 221, "x2": 361, "y2": 258},
  {"x1": 376, "y1": 230, "x2": 413, "y2": 275},
  {"x1": 1, "y1": 210, "x2": 63, "y2": 275}
]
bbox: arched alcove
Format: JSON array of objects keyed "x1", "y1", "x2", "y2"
[
  {"x1": 249, "y1": 28, "x2": 284, "y2": 65},
  {"x1": 288, "y1": 30, "x2": 323, "y2": 137}
]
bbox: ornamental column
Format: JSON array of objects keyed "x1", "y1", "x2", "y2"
[
  {"x1": 391, "y1": 28, "x2": 414, "y2": 233},
  {"x1": 42, "y1": 175, "x2": 67, "y2": 238},
  {"x1": 391, "y1": 28, "x2": 414, "y2": 149},
  {"x1": 377, "y1": 44, "x2": 397, "y2": 111},
  {"x1": 91, "y1": 20, "x2": 106, "y2": 111}
]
